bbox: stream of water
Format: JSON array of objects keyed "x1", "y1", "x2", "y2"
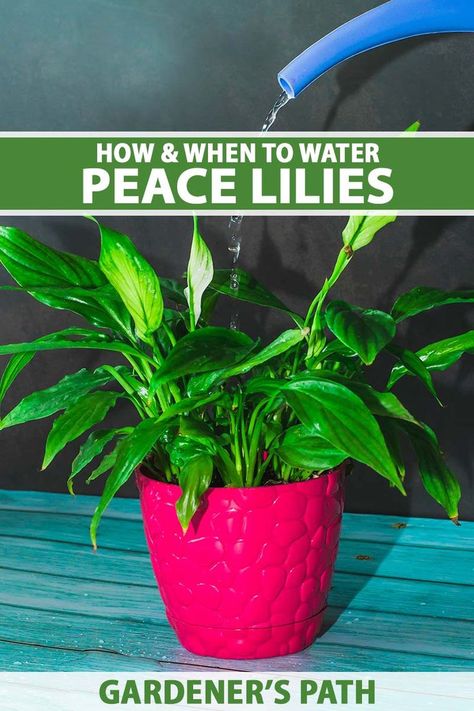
[{"x1": 227, "y1": 91, "x2": 291, "y2": 329}]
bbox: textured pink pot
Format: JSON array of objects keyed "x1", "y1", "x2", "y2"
[{"x1": 137, "y1": 465, "x2": 345, "y2": 659}]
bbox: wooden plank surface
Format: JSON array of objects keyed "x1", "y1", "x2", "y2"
[{"x1": 0, "y1": 488, "x2": 473, "y2": 672}]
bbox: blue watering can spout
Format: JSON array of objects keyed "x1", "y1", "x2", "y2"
[{"x1": 278, "y1": 0, "x2": 474, "y2": 98}]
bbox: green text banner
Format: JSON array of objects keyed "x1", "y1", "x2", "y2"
[{"x1": 0, "y1": 132, "x2": 472, "y2": 214}]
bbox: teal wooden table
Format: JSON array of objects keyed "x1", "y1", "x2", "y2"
[{"x1": 0, "y1": 489, "x2": 473, "y2": 672}]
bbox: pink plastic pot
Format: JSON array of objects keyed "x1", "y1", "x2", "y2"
[{"x1": 137, "y1": 464, "x2": 345, "y2": 659}]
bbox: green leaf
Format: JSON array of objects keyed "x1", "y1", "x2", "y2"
[
  {"x1": 187, "y1": 327, "x2": 307, "y2": 395},
  {"x1": 412, "y1": 331, "x2": 474, "y2": 372},
  {"x1": 168, "y1": 435, "x2": 215, "y2": 468},
  {"x1": 400, "y1": 422, "x2": 461, "y2": 522},
  {"x1": 0, "y1": 328, "x2": 154, "y2": 363},
  {"x1": 68, "y1": 427, "x2": 130, "y2": 493},
  {"x1": 387, "y1": 334, "x2": 474, "y2": 391},
  {"x1": 43, "y1": 391, "x2": 120, "y2": 469},
  {"x1": 0, "y1": 226, "x2": 105, "y2": 289},
  {"x1": 284, "y1": 378, "x2": 403, "y2": 491},
  {"x1": 1, "y1": 366, "x2": 119, "y2": 428},
  {"x1": 158, "y1": 390, "x2": 229, "y2": 423},
  {"x1": 339, "y1": 125, "x2": 415, "y2": 257},
  {"x1": 0, "y1": 226, "x2": 132, "y2": 333},
  {"x1": 387, "y1": 343, "x2": 441, "y2": 403},
  {"x1": 325, "y1": 300, "x2": 396, "y2": 364},
  {"x1": 90, "y1": 418, "x2": 167, "y2": 547},
  {"x1": 342, "y1": 215, "x2": 396, "y2": 253},
  {"x1": 210, "y1": 269, "x2": 302, "y2": 326},
  {"x1": 86, "y1": 449, "x2": 119, "y2": 484},
  {"x1": 347, "y1": 382, "x2": 418, "y2": 425},
  {"x1": 150, "y1": 326, "x2": 254, "y2": 389},
  {"x1": 184, "y1": 216, "x2": 214, "y2": 329},
  {"x1": 0, "y1": 353, "x2": 35, "y2": 412},
  {"x1": 95, "y1": 221, "x2": 163, "y2": 339},
  {"x1": 392, "y1": 287, "x2": 474, "y2": 323},
  {"x1": 245, "y1": 376, "x2": 285, "y2": 397},
  {"x1": 160, "y1": 277, "x2": 187, "y2": 306},
  {"x1": 0, "y1": 283, "x2": 133, "y2": 336},
  {"x1": 224, "y1": 327, "x2": 307, "y2": 376},
  {"x1": 200, "y1": 289, "x2": 220, "y2": 324},
  {"x1": 178, "y1": 416, "x2": 220, "y2": 446},
  {"x1": 379, "y1": 418, "x2": 406, "y2": 481},
  {"x1": 176, "y1": 453, "x2": 214, "y2": 532},
  {"x1": 167, "y1": 418, "x2": 239, "y2": 487},
  {"x1": 277, "y1": 425, "x2": 346, "y2": 471},
  {"x1": 302, "y1": 371, "x2": 420, "y2": 426}
]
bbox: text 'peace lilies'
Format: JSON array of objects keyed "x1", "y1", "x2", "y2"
[{"x1": 0, "y1": 213, "x2": 470, "y2": 547}]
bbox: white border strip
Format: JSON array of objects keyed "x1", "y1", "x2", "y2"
[
  {"x1": 0, "y1": 131, "x2": 472, "y2": 137},
  {"x1": 0, "y1": 210, "x2": 472, "y2": 217}
]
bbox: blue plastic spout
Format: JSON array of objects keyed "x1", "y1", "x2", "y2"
[{"x1": 278, "y1": 0, "x2": 474, "y2": 98}]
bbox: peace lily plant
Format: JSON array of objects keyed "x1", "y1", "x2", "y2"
[{"x1": 0, "y1": 214, "x2": 468, "y2": 548}]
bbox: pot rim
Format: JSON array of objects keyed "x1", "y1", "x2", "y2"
[{"x1": 136, "y1": 459, "x2": 348, "y2": 493}]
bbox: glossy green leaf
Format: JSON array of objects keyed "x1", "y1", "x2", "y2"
[
  {"x1": 387, "y1": 343, "x2": 441, "y2": 403},
  {"x1": 277, "y1": 425, "x2": 346, "y2": 471},
  {"x1": 0, "y1": 328, "x2": 154, "y2": 363},
  {"x1": 96, "y1": 221, "x2": 163, "y2": 339},
  {"x1": 86, "y1": 449, "x2": 119, "y2": 484},
  {"x1": 43, "y1": 391, "x2": 120, "y2": 469},
  {"x1": 392, "y1": 286, "x2": 474, "y2": 323},
  {"x1": 187, "y1": 328, "x2": 307, "y2": 395},
  {"x1": 0, "y1": 366, "x2": 119, "y2": 428},
  {"x1": 184, "y1": 216, "x2": 213, "y2": 329},
  {"x1": 297, "y1": 371, "x2": 420, "y2": 426},
  {"x1": 0, "y1": 353, "x2": 35, "y2": 412},
  {"x1": 0, "y1": 226, "x2": 132, "y2": 332},
  {"x1": 160, "y1": 277, "x2": 187, "y2": 305},
  {"x1": 347, "y1": 382, "x2": 418, "y2": 425},
  {"x1": 400, "y1": 422, "x2": 461, "y2": 522},
  {"x1": 210, "y1": 269, "x2": 302, "y2": 325},
  {"x1": 316, "y1": 339, "x2": 358, "y2": 360},
  {"x1": 284, "y1": 378, "x2": 403, "y2": 491},
  {"x1": 168, "y1": 435, "x2": 214, "y2": 468},
  {"x1": 342, "y1": 215, "x2": 396, "y2": 253},
  {"x1": 90, "y1": 418, "x2": 167, "y2": 547},
  {"x1": 168, "y1": 418, "x2": 238, "y2": 487},
  {"x1": 0, "y1": 226, "x2": 105, "y2": 289},
  {"x1": 68, "y1": 427, "x2": 130, "y2": 493},
  {"x1": 0, "y1": 282, "x2": 133, "y2": 336},
  {"x1": 200, "y1": 289, "x2": 220, "y2": 324},
  {"x1": 388, "y1": 333, "x2": 474, "y2": 390},
  {"x1": 224, "y1": 327, "x2": 307, "y2": 375},
  {"x1": 150, "y1": 326, "x2": 254, "y2": 389},
  {"x1": 176, "y1": 453, "x2": 214, "y2": 532},
  {"x1": 379, "y1": 418, "x2": 406, "y2": 481},
  {"x1": 412, "y1": 331, "x2": 474, "y2": 372},
  {"x1": 178, "y1": 416, "x2": 219, "y2": 446},
  {"x1": 157, "y1": 391, "x2": 228, "y2": 423},
  {"x1": 325, "y1": 300, "x2": 396, "y2": 364},
  {"x1": 339, "y1": 126, "x2": 415, "y2": 257},
  {"x1": 244, "y1": 376, "x2": 284, "y2": 397}
]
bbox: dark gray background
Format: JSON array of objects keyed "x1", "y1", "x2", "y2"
[{"x1": 0, "y1": 0, "x2": 472, "y2": 520}]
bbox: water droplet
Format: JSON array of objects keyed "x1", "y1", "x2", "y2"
[
  {"x1": 260, "y1": 91, "x2": 291, "y2": 134},
  {"x1": 226, "y1": 91, "x2": 291, "y2": 328}
]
